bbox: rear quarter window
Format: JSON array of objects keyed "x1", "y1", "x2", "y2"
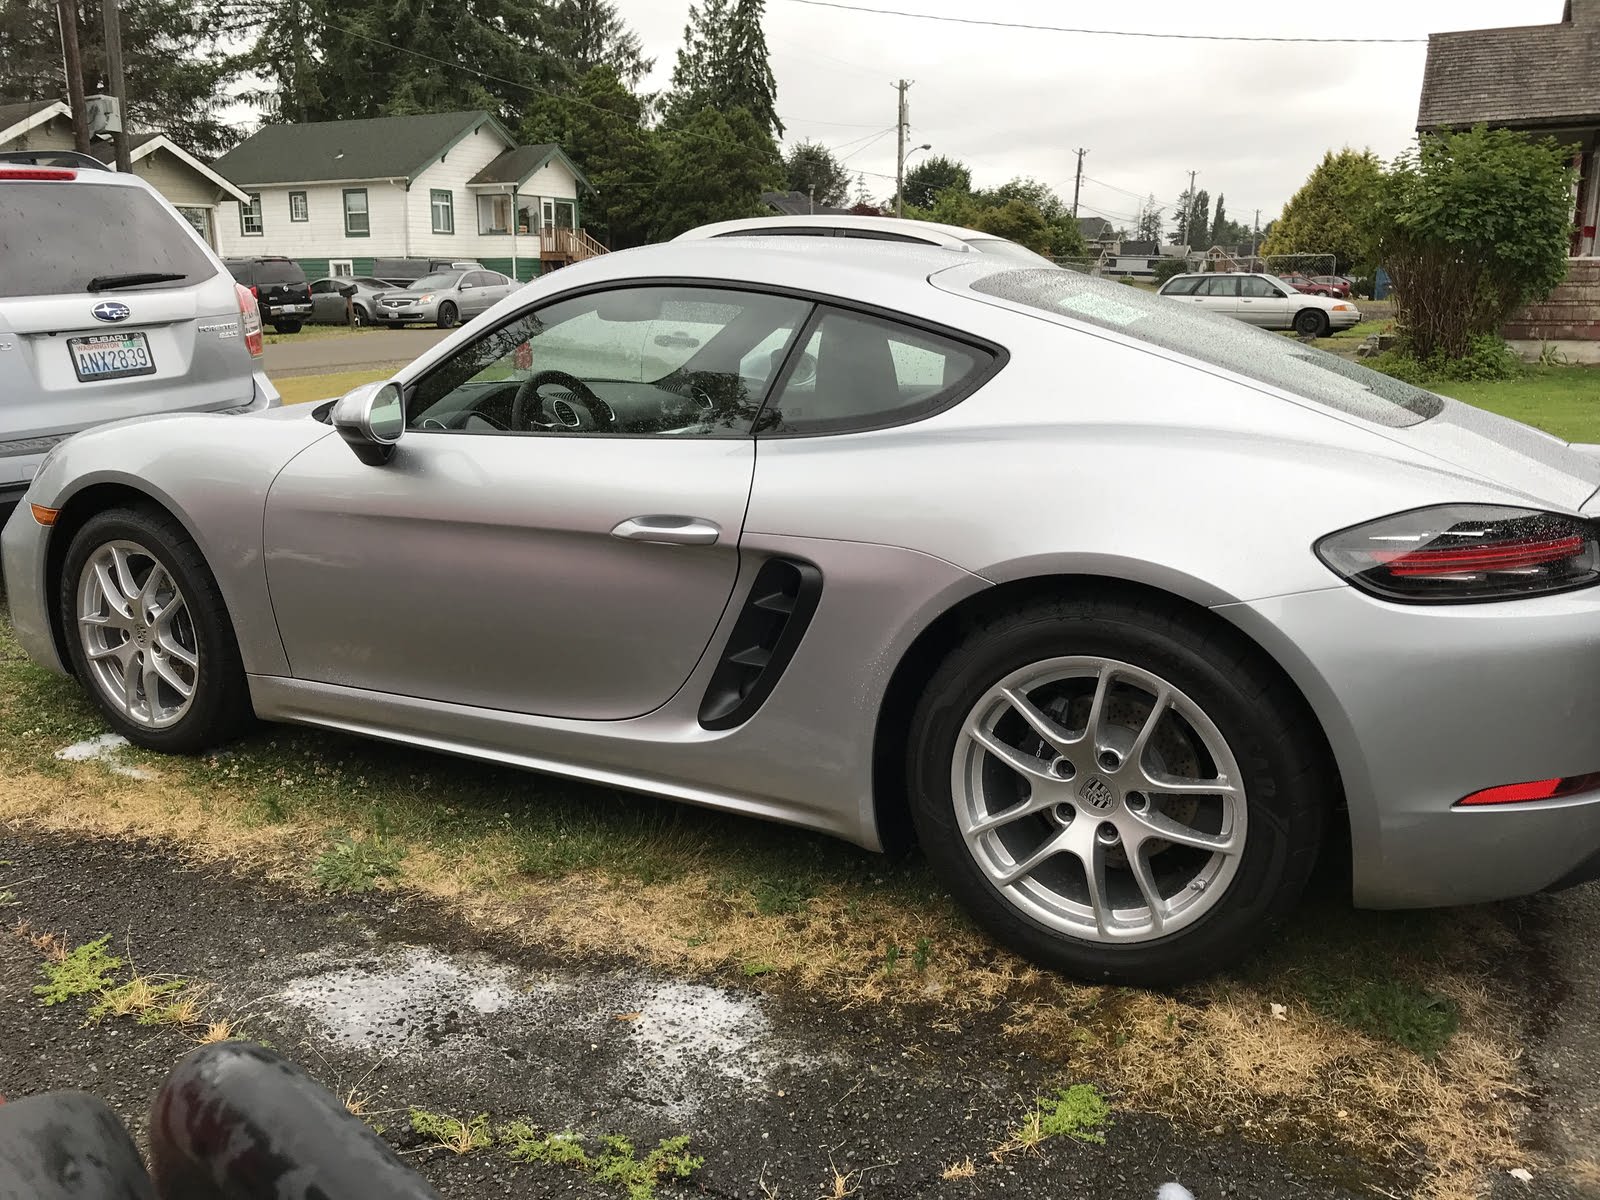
[
  {"x1": 970, "y1": 268, "x2": 1442, "y2": 429},
  {"x1": 0, "y1": 182, "x2": 216, "y2": 298}
]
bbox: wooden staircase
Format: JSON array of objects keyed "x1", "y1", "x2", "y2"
[{"x1": 539, "y1": 227, "x2": 608, "y2": 267}]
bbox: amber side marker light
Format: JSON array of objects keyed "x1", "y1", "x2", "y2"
[
  {"x1": 29, "y1": 504, "x2": 58, "y2": 526},
  {"x1": 1457, "y1": 773, "x2": 1600, "y2": 806}
]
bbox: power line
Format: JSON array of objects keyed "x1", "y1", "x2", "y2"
[
  {"x1": 841, "y1": 126, "x2": 896, "y2": 162},
  {"x1": 826, "y1": 125, "x2": 897, "y2": 153},
  {"x1": 773, "y1": 0, "x2": 1427, "y2": 43}
]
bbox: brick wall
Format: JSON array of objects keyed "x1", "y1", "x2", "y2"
[{"x1": 1502, "y1": 259, "x2": 1600, "y2": 341}]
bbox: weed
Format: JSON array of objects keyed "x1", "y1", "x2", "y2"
[
  {"x1": 89, "y1": 974, "x2": 185, "y2": 1021},
  {"x1": 409, "y1": 1109, "x2": 492, "y2": 1155},
  {"x1": 821, "y1": 1164, "x2": 859, "y2": 1199},
  {"x1": 993, "y1": 1085, "x2": 1112, "y2": 1159},
  {"x1": 913, "y1": 937, "x2": 931, "y2": 973},
  {"x1": 501, "y1": 1123, "x2": 592, "y2": 1167},
  {"x1": 742, "y1": 961, "x2": 776, "y2": 977},
  {"x1": 35, "y1": 935, "x2": 122, "y2": 1006},
  {"x1": 752, "y1": 876, "x2": 814, "y2": 916},
  {"x1": 883, "y1": 943, "x2": 900, "y2": 975},
  {"x1": 942, "y1": 1158, "x2": 976, "y2": 1180},
  {"x1": 141, "y1": 990, "x2": 207, "y2": 1028},
  {"x1": 312, "y1": 837, "x2": 405, "y2": 894},
  {"x1": 197, "y1": 1019, "x2": 237, "y2": 1044},
  {"x1": 1299, "y1": 977, "x2": 1460, "y2": 1059},
  {"x1": 0, "y1": 890, "x2": 13, "y2": 906},
  {"x1": 592, "y1": 1135, "x2": 704, "y2": 1200}
]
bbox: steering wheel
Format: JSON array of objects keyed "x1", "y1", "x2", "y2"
[{"x1": 511, "y1": 370, "x2": 605, "y2": 432}]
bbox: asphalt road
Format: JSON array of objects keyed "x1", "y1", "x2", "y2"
[
  {"x1": 263, "y1": 327, "x2": 452, "y2": 377},
  {"x1": 0, "y1": 830, "x2": 1393, "y2": 1200}
]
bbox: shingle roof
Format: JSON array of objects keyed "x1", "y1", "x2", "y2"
[
  {"x1": 1418, "y1": 3, "x2": 1600, "y2": 130},
  {"x1": 1076, "y1": 216, "x2": 1114, "y2": 239},
  {"x1": 467, "y1": 143, "x2": 590, "y2": 191},
  {"x1": 212, "y1": 111, "x2": 508, "y2": 186},
  {"x1": 0, "y1": 98, "x2": 68, "y2": 136},
  {"x1": 86, "y1": 132, "x2": 160, "y2": 162},
  {"x1": 761, "y1": 190, "x2": 852, "y2": 217},
  {"x1": 1115, "y1": 240, "x2": 1158, "y2": 256}
]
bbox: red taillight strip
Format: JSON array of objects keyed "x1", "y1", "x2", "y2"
[
  {"x1": 1457, "y1": 772, "x2": 1600, "y2": 806},
  {"x1": 0, "y1": 167, "x2": 77, "y2": 181},
  {"x1": 1376, "y1": 535, "x2": 1586, "y2": 577}
]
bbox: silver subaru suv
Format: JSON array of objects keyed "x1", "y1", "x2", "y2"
[{"x1": 0, "y1": 151, "x2": 279, "y2": 529}]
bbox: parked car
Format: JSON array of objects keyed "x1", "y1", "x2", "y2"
[
  {"x1": 372, "y1": 269, "x2": 516, "y2": 329},
  {"x1": 0, "y1": 150, "x2": 277, "y2": 531},
  {"x1": 308, "y1": 277, "x2": 394, "y2": 326},
  {"x1": 1310, "y1": 275, "x2": 1353, "y2": 298},
  {"x1": 223, "y1": 258, "x2": 313, "y2": 333},
  {"x1": 1157, "y1": 272, "x2": 1361, "y2": 337},
  {"x1": 372, "y1": 258, "x2": 484, "y2": 288},
  {"x1": 676, "y1": 215, "x2": 1059, "y2": 267},
  {"x1": 1275, "y1": 272, "x2": 1344, "y2": 298},
  {"x1": 9, "y1": 239, "x2": 1600, "y2": 988}
]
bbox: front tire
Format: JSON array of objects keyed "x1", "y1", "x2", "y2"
[
  {"x1": 1294, "y1": 309, "x2": 1329, "y2": 338},
  {"x1": 436, "y1": 302, "x2": 458, "y2": 329},
  {"x1": 351, "y1": 305, "x2": 369, "y2": 328},
  {"x1": 60, "y1": 507, "x2": 253, "y2": 755},
  {"x1": 906, "y1": 594, "x2": 1328, "y2": 987}
]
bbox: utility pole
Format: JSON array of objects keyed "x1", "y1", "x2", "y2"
[
  {"x1": 102, "y1": 0, "x2": 131, "y2": 172},
  {"x1": 56, "y1": 0, "x2": 89, "y2": 153},
  {"x1": 894, "y1": 79, "x2": 910, "y2": 219},
  {"x1": 1183, "y1": 168, "x2": 1198, "y2": 246},
  {"x1": 1252, "y1": 208, "x2": 1261, "y2": 260},
  {"x1": 1071, "y1": 147, "x2": 1087, "y2": 218}
]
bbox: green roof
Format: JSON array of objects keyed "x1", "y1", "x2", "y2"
[
  {"x1": 467, "y1": 143, "x2": 592, "y2": 192},
  {"x1": 212, "y1": 111, "x2": 512, "y2": 186}
]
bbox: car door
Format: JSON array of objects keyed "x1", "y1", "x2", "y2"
[
  {"x1": 1191, "y1": 274, "x2": 1240, "y2": 317},
  {"x1": 263, "y1": 282, "x2": 813, "y2": 720},
  {"x1": 1235, "y1": 275, "x2": 1292, "y2": 327}
]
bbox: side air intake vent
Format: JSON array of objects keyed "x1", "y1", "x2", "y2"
[{"x1": 698, "y1": 558, "x2": 823, "y2": 730}]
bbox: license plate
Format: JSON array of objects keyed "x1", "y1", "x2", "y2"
[{"x1": 68, "y1": 332, "x2": 155, "y2": 382}]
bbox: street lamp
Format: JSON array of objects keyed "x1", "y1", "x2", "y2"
[{"x1": 896, "y1": 144, "x2": 932, "y2": 217}]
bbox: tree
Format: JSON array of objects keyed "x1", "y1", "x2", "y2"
[
  {"x1": 1209, "y1": 194, "x2": 1229, "y2": 247},
  {"x1": 783, "y1": 140, "x2": 852, "y2": 208},
  {"x1": 975, "y1": 199, "x2": 1052, "y2": 255},
  {"x1": 1189, "y1": 189, "x2": 1210, "y2": 247},
  {"x1": 654, "y1": 105, "x2": 783, "y2": 238},
  {"x1": 522, "y1": 66, "x2": 660, "y2": 249},
  {"x1": 1136, "y1": 195, "x2": 1164, "y2": 243},
  {"x1": 1169, "y1": 188, "x2": 1193, "y2": 245},
  {"x1": 2, "y1": 0, "x2": 240, "y2": 154},
  {"x1": 1369, "y1": 126, "x2": 1577, "y2": 360},
  {"x1": 1261, "y1": 148, "x2": 1384, "y2": 275},
  {"x1": 545, "y1": 0, "x2": 653, "y2": 89},
  {"x1": 974, "y1": 176, "x2": 1064, "y2": 218},
  {"x1": 667, "y1": 0, "x2": 781, "y2": 140},
  {"x1": 902, "y1": 154, "x2": 970, "y2": 209}
]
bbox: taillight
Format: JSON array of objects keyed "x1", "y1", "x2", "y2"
[
  {"x1": 235, "y1": 283, "x2": 264, "y2": 358},
  {"x1": 250, "y1": 284, "x2": 259, "y2": 298},
  {"x1": 1315, "y1": 505, "x2": 1600, "y2": 602},
  {"x1": 0, "y1": 167, "x2": 76, "y2": 180},
  {"x1": 1457, "y1": 773, "x2": 1600, "y2": 806}
]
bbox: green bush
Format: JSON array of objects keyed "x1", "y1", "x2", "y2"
[
  {"x1": 1368, "y1": 334, "x2": 1522, "y2": 386},
  {"x1": 1154, "y1": 259, "x2": 1189, "y2": 285}
]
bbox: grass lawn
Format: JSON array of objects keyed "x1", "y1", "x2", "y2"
[
  {"x1": 262, "y1": 324, "x2": 368, "y2": 346},
  {"x1": 271, "y1": 368, "x2": 391, "y2": 407},
  {"x1": 1436, "y1": 366, "x2": 1600, "y2": 442}
]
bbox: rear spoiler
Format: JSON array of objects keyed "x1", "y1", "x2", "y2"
[{"x1": 0, "y1": 150, "x2": 111, "y2": 171}]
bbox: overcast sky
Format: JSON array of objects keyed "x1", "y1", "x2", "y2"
[{"x1": 619, "y1": 0, "x2": 1559, "y2": 227}]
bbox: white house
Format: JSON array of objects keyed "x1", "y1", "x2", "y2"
[
  {"x1": 0, "y1": 99, "x2": 251, "y2": 249},
  {"x1": 212, "y1": 110, "x2": 598, "y2": 281}
]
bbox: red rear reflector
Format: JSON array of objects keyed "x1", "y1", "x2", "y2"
[
  {"x1": 1376, "y1": 535, "x2": 1586, "y2": 577},
  {"x1": 1457, "y1": 773, "x2": 1600, "y2": 806},
  {"x1": 235, "y1": 283, "x2": 264, "y2": 358},
  {"x1": 29, "y1": 504, "x2": 59, "y2": 526},
  {"x1": 0, "y1": 167, "x2": 76, "y2": 181}
]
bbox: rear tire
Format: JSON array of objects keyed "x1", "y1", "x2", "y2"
[
  {"x1": 436, "y1": 302, "x2": 458, "y2": 329},
  {"x1": 273, "y1": 320, "x2": 303, "y2": 334},
  {"x1": 905, "y1": 594, "x2": 1328, "y2": 987},
  {"x1": 59, "y1": 507, "x2": 253, "y2": 755},
  {"x1": 1294, "y1": 309, "x2": 1329, "y2": 338}
]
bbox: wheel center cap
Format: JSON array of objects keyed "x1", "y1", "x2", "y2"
[
  {"x1": 1077, "y1": 775, "x2": 1119, "y2": 813},
  {"x1": 134, "y1": 625, "x2": 150, "y2": 648}
]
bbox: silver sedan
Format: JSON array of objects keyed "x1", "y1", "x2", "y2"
[
  {"x1": 7, "y1": 240, "x2": 1600, "y2": 986},
  {"x1": 372, "y1": 269, "x2": 517, "y2": 329}
]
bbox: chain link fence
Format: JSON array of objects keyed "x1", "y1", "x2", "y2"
[{"x1": 1052, "y1": 249, "x2": 1347, "y2": 292}]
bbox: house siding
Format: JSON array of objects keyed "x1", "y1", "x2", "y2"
[
  {"x1": 218, "y1": 181, "x2": 410, "y2": 258},
  {"x1": 405, "y1": 126, "x2": 511, "y2": 256},
  {"x1": 0, "y1": 114, "x2": 74, "y2": 150},
  {"x1": 132, "y1": 148, "x2": 224, "y2": 206}
]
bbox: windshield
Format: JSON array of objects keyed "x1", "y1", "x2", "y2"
[
  {"x1": 969, "y1": 268, "x2": 1442, "y2": 429},
  {"x1": 965, "y1": 238, "x2": 1057, "y2": 268},
  {"x1": 411, "y1": 273, "x2": 462, "y2": 291},
  {"x1": 0, "y1": 182, "x2": 215, "y2": 298}
]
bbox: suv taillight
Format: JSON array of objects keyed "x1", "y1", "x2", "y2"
[
  {"x1": 235, "y1": 283, "x2": 264, "y2": 358},
  {"x1": 0, "y1": 167, "x2": 76, "y2": 180}
]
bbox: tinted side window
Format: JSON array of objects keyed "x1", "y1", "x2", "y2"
[
  {"x1": 1161, "y1": 276, "x2": 1201, "y2": 296},
  {"x1": 761, "y1": 307, "x2": 994, "y2": 436},
  {"x1": 1239, "y1": 276, "x2": 1281, "y2": 298},
  {"x1": 1198, "y1": 276, "x2": 1239, "y2": 297},
  {"x1": 0, "y1": 183, "x2": 218, "y2": 299}
]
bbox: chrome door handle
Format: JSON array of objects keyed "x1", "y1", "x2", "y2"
[{"x1": 610, "y1": 516, "x2": 721, "y2": 546}]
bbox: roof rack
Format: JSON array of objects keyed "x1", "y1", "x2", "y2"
[{"x1": 0, "y1": 150, "x2": 111, "y2": 170}]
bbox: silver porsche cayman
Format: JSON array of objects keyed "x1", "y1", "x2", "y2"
[{"x1": 7, "y1": 238, "x2": 1600, "y2": 986}]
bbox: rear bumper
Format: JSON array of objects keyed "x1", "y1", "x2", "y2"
[
  {"x1": 0, "y1": 499, "x2": 61, "y2": 673},
  {"x1": 1218, "y1": 584, "x2": 1600, "y2": 909}
]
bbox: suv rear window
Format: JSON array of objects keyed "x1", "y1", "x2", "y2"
[
  {"x1": 970, "y1": 268, "x2": 1442, "y2": 428},
  {"x1": 0, "y1": 181, "x2": 215, "y2": 298},
  {"x1": 252, "y1": 260, "x2": 306, "y2": 284}
]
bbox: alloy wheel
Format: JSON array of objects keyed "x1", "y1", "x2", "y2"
[
  {"x1": 951, "y1": 656, "x2": 1246, "y2": 943},
  {"x1": 76, "y1": 540, "x2": 200, "y2": 729}
]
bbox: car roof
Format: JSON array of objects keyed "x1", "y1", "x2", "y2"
[{"x1": 675, "y1": 214, "x2": 1004, "y2": 249}]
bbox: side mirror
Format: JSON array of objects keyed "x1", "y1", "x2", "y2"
[{"x1": 331, "y1": 381, "x2": 403, "y2": 466}]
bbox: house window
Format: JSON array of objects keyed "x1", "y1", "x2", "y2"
[
  {"x1": 240, "y1": 192, "x2": 262, "y2": 236},
  {"x1": 477, "y1": 193, "x2": 511, "y2": 234},
  {"x1": 343, "y1": 188, "x2": 369, "y2": 237},
  {"x1": 289, "y1": 191, "x2": 309, "y2": 222},
  {"x1": 330, "y1": 259, "x2": 354, "y2": 276},
  {"x1": 177, "y1": 206, "x2": 210, "y2": 243},
  {"x1": 430, "y1": 189, "x2": 454, "y2": 234}
]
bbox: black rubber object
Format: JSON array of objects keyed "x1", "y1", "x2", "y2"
[
  {"x1": 906, "y1": 592, "x2": 1331, "y2": 988},
  {"x1": 148, "y1": 1043, "x2": 443, "y2": 1200},
  {"x1": 0, "y1": 1091, "x2": 156, "y2": 1198}
]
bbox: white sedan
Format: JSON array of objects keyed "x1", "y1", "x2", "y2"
[{"x1": 1158, "y1": 272, "x2": 1361, "y2": 337}]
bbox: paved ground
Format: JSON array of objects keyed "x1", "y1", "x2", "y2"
[
  {"x1": 0, "y1": 830, "x2": 1404, "y2": 1200},
  {"x1": 264, "y1": 328, "x2": 451, "y2": 377}
]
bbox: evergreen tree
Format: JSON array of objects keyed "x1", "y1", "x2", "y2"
[
  {"x1": 545, "y1": 0, "x2": 652, "y2": 90},
  {"x1": 668, "y1": 0, "x2": 730, "y2": 121},
  {"x1": 1263, "y1": 148, "x2": 1385, "y2": 275},
  {"x1": 1136, "y1": 195, "x2": 1164, "y2": 243},
  {"x1": 1209, "y1": 194, "x2": 1229, "y2": 246},
  {"x1": 1190, "y1": 189, "x2": 1210, "y2": 247},
  {"x1": 722, "y1": 0, "x2": 781, "y2": 139},
  {"x1": 783, "y1": 140, "x2": 852, "y2": 208},
  {"x1": 667, "y1": 0, "x2": 781, "y2": 139},
  {"x1": 654, "y1": 105, "x2": 782, "y2": 237}
]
